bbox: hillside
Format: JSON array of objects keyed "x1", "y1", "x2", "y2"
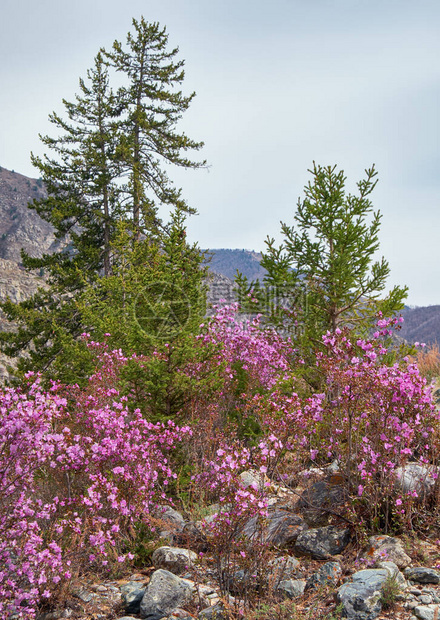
[
  {"x1": 205, "y1": 248, "x2": 267, "y2": 281},
  {"x1": 0, "y1": 166, "x2": 59, "y2": 261},
  {"x1": 400, "y1": 305, "x2": 440, "y2": 345}
]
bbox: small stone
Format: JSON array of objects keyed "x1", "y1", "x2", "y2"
[
  {"x1": 367, "y1": 535, "x2": 411, "y2": 569},
  {"x1": 420, "y1": 595, "x2": 433, "y2": 605},
  {"x1": 198, "y1": 603, "x2": 227, "y2": 619},
  {"x1": 71, "y1": 588, "x2": 96, "y2": 603},
  {"x1": 413, "y1": 605, "x2": 440, "y2": 620},
  {"x1": 306, "y1": 561, "x2": 342, "y2": 589},
  {"x1": 267, "y1": 555, "x2": 301, "y2": 584},
  {"x1": 120, "y1": 581, "x2": 147, "y2": 614},
  {"x1": 277, "y1": 578, "x2": 307, "y2": 599},
  {"x1": 152, "y1": 545, "x2": 198, "y2": 574},
  {"x1": 410, "y1": 588, "x2": 423, "y2": 595}
]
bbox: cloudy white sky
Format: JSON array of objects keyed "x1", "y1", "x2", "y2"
[{"x1": 1, "y1": 0, "x2": 439, "y2": 305}]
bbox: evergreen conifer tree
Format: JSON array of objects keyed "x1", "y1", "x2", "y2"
[
  {"x1": 237, "y1": 163, "x2": 407, "y2": 352},
  {"x1": 0, "y1": 18, "x2": 206, "y2": 382}
]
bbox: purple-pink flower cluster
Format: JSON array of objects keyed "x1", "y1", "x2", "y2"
[{"x1": 0, "y1": 372, "x2": 189, "y2": 618}]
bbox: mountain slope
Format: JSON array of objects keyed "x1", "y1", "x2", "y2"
[{"x1": 0, "y1": 166, "x2": 59, "y2": 261}]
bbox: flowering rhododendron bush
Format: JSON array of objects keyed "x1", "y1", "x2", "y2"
[
  {"x1": 185, "y1": 304, "x2": 295, "y2": 455},
  {"x1": 310, "y1": 319, "x2": 440, "y2": 529},
  {"x1": 194, "y1": 436, "x2": 283, "y2": 601},
  {"x1": 0, "y1": 372, "x2": 189, "y2": 619},
  {"x1": 220, "y1": 317, "x2": 440, "y2": 530},
  {"x1": 3, "y1": 306, "x2": 440, "y2": 616}
]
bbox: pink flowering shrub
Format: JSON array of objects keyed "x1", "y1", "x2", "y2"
[
  {"x1": 195, "y1": 437, "x2": 284, "y2": 600},
  {"x1": 199, "y1": 303, "x2": 292, "y2": 391},
  {"x1": 0, "y1": 370, "x2": 189, "y2": 618},
  {"x1": 300, "y1": 319, "x2": 440, "y2": 529},
  {"x1": 186, "y1": 304, "x2": 294, "y2": 454},
  {"x1": 196, "y1": 314, "x2": 440, "y2": 533}
]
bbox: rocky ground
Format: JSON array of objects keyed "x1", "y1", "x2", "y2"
[{"x1": 35, "y1": 468, "x2": 440, "y2": 620}]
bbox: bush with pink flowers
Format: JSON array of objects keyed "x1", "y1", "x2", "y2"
[
  {"x1": 2, "y1": 307, "x2": 440, "y2": 617},
  {"x1": 0, "y1": 371, "x2": 190, "y2": 618}
]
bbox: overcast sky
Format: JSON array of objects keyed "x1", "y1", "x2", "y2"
[{"x1": 1, "y1": 0, "x2": 439, "y2": 306}]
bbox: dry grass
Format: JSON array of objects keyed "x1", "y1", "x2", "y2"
[{"x1": 411, "y1": 343, "x2": 440, "y2": 383}]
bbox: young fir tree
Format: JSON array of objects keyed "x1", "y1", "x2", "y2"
[
  {"x1": 0, "y1": 18, "x2": 206, "y2": 382},
  {"x1": 237, "y1": 163, "x2": 407, "y2": 352},
  {"x1": 76, "y1": 208, "x2": 208, "y2": 420}
]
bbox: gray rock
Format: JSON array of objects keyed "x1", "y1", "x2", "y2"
[
  {"x1": 420, "y1": 595, "x2": 434, "y2": 605},
  {"x1": 367, "y1": 535, "x2": 412, "y2": 569},
  {"x1": 267, "y1": 555, "x2": 301, "y2": 584},
  {"x1": 239, "y1": 469, "x2": 264, "y2": 489},
  {"x1": 277, "y1": 578, "x2": 307, "y2": 599},
  {"x1": 198, "y1": 604, "x2": 227, "y2": 619},
  {"x1": 152, "y1": 546, "x2": 198, "y2": 574},
  {"x1": 167, "y1": 610, "x2": 194, "y2": 620},
  {"x1": 395, "y1": 464, "x2": 438, "y2": 497},
  {"x1": 294, "y1": 525, "x2": 350, "y2": 559},
  {"x1": 336, "y1": 568, "x2": 390, "y2": 620},
  {"x1": 405, "y1": 568, "x2": 440, "y2": 584},
  {"x1": 117, "y1": 617, "x2": 141, "y2": 620},
  {"x1": 156, "y1": 505, "x2": 185, "y2": 528},
  {"x1": 71, "y1": 587, "x2": 97, "y2": 603},
  {"x1": 413, "y1": 605, "x2": 440, "y2": 620},
  {"x1": 297, "y1": 479, "x2": 347, "y2": 526},
  {"x1": 176, "y1": 521, "x2": 207, "y2": 550},
  {"x1": 307, "y1": 561, "x2": 342, "y2": 589},
  {"x1": 156, "y1": 506, "x2": 186, "y2": 543},
  {"x1": 139, "y1": 569, "x2": 192, "y2": 620},
  {"x1": 121, "y1": 580, "x2": 147, "y2": 614},
  {"x1": 241, "y1": 509, "x2": 307, "y2": 546},
  {"x1": 376, "y1": 561, "x2": 406, "y2": 586}
]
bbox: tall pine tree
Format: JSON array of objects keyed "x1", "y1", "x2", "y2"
[{"x1": 0, "y1": 18, "x2": 206, "y2": 382}]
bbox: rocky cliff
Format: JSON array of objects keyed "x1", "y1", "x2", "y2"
[{"x1": 0, "y1": 166, "x2": 58, "y2": 261}]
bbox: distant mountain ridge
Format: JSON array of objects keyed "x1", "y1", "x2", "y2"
[
  {"x1": 204, "y1": 248, "x2": 267, "y2": 281},
  {"x1": 0, "y1": 164, "x2": 440, "y2": 348}
]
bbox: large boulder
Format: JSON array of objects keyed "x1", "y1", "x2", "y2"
[
  {"x1": 297, "y1": 479, "x2": 347, "y2": 526},
  {"x1": 121, "y1": 581, "x2": 147, "y2": 614},
  {"x1": 139, "y1": 569, "x2": 192, "y2": 620},
  {"x1": 155, "y1": 506, "x2": 186, "y2": 543},
  {"x1": 277, "y1": 579, "x2": 307, "y2": 599},
  {"x1": 404, "y1": 567, "x2": 440, "y2": 584},
  {"x1": 413, "y1": 606, "x2": 440, "y2": 620},
  {"x1": 395, "y1": 464, "x2": 439, "y2": 498}
]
